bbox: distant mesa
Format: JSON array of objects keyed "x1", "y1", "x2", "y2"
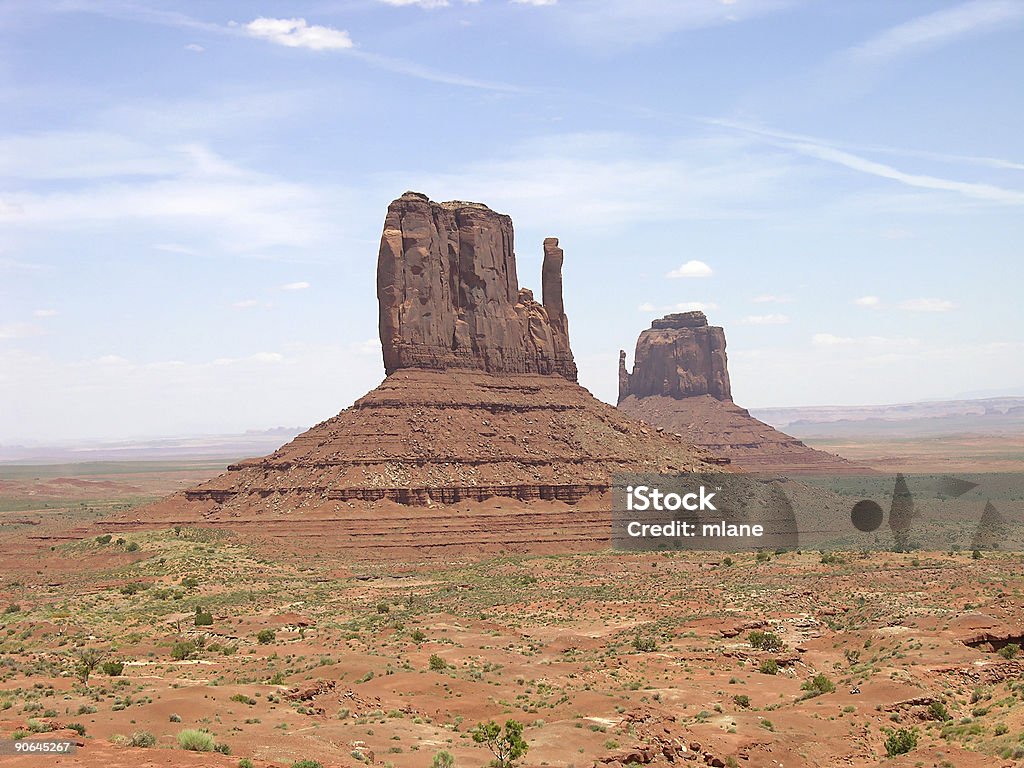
[
  {"x1": 618, "y1": 311, "x2": 859, "y2": 473},
  {"x1": 137, "y1": 192, "x2": 714, "y2": 526},
  {"x1": 618, "y1": 311, "x2": 730, "y2": 403}
]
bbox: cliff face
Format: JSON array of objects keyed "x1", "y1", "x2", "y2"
[
  {"x1": 377, "y1": 192, "x2": 576, "y2": 380},
  {"x1": 618, "y1": 311, "x2": 730, "y2": 403}
]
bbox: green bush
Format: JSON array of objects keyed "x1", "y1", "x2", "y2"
[
  {"x1": 195, "y1": 608, "x2": 214, "y2": 627},
  {"x1": 410, "y1": 629, "x2": 426, "y2": 643},
  {"x1": 67, "y1": 723, "x2": 86, "y2": 736},
  {"x1": 748, "y1": 631, "x2": 784, "y2": 652},
  {"x1": 431, "y1": 751, "x2": 456, "y2": 768},
  {"x1": 126, "y1": 542, "x2": 140, "y2": 552},
  {"x1": 291, "y1": 761, "x2": 323, "y2": 768},
  {"x1": 732, "y1": 694, "x2": 750, "y2": 708},
  {"x1": 256, "y1": 629, "x2": 275, "y2": 645},
  {"x1": 4, "y1": 604, "x2": 21, "y2": 614},
  {"x1": 928, "y1": 700, "x2": 950, "y2": 721},
  {"x1": 758, "y1": 659, "x2": 779, "y2": 675},
  {"x1": 470, "y1": 719, "x2": 528, "y2": 768},
  {"x1": 102, "y1": 660, "x2": 124, "y2": 676},
  {"x1": 239, "y1": 760, "x2": 255, "y2": 768},
  {"x1": 429, "y1": 654, "x2": 447, "y2": 671},
  {"x1": 997, "y1": 643, "x2": 1020, "y2": 660},
  {"x1": 177, "y1": 729, "x2": 215, "y2": 752},
  {"x1": 171, "y1": 640, "x2": 197, "y2": 661},
  {"x1": 129, "y1": 731, "x2": 156, "y2": 748},
  {"x1": 631, "y1": 633, "x2": 658, "y2": 652},
  {"x1": 230, "y1": 694, "x2": 257, "y2": 706},
  {"x1": 884, "y1": 727, "x2": 918, "y2": 757},
  {"x1": 96, "y1": 535, "x2": 112, "y2": 545},
  {"x1": 801, "y1": 673, "x2": 835, "y2": 698}
]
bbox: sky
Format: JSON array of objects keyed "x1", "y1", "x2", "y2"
[{"x1": 1, "y1": 0, "x2": 1023, "y2": 442}]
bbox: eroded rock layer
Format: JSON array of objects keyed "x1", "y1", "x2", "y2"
[
  {"x1": 378, "y1": 192, "x2": 576, "y2": 380},
  {"x1": 171, "y1": 369, "x2": 713, "y2": 510}
]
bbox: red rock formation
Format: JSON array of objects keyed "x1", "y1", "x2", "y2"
[
  {"x1": 378, "y1": 191, "x2": 576, "y2": 380},
  {"x1": 132, "y1": 193, "x2": 715, "y2": 521},
  {"x1": 618, "y1": 312, "x2": 860, "y2": 473},
  {"x1": 618, "y1": 311, "x2": 730, "y2": 403}
]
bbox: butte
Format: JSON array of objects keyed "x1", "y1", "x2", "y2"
[
  {"x1": 617, "y1": 311, "x2": 858, "y2": 473},
  {"x1": 130, "y1": 193, "x2": 718, "y2": 556}
]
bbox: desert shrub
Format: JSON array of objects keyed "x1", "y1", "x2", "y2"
[
  {"x1": 171, "y1": 641, "x2": 197, "y2": 661},
  {"x1": 759, "y1": 659, "x2": 779, "y2": 675},
  {"x1": 126, "y1": 542, "x2": 140, "y2": 552},
  {"x1": 998, "y1": 643, "x2": 1020, "y2": 660},
  {"x1": 972, "y1": 549, "x2": 983, "y2": 559},
  {"x1": 4, "y1": 604, "x2": 20, "y2": 614},
  {"x1": 67, "y1": 723, "x2": 86, "y2": 736},
  {"x1": 129, "y1": 730, "x2": 156, "y2": 748},
  {"x1": 632, "y1": 633, "x2": 658, "y2": 652},
  {"x1": 994, "y1": 723, "x2": 1009, "y2": 736},
  {"x1": 928, "y1": 700, "x2": 951, "y2": 721},
  {"x1": 410, "y1": 629, "x2": 426, "y2": 643},
  {"x1": 884, "y1": 727, "x2": 918, "y2": 757},
  {"x1": 291, "y1": 761, "x2": 323, "y2": 768},
  {"x1": 177, "y1": 729, "x2": 214, "y2": 752},
  {"x1": 256, "y1": 629, "x2": 275, "y2": 645},
  {"x1": 429, "y1": 654, "x2": 447, "y2": 671},
  {"x1": 169, "y1": 713, "x2": 181, "y2": 723},
  {"x1": 431, "y1": 750, "x2": 456, "y2": 768},
  {"x1": 28, "y1": 719, "x2": 53, "y2": 733},
  {"x1": 96, "y1": 535, "x2": 112, "y2": 545},
  {"x1": 194, "y1": 608, "x2": 214, "y2": 627},
  {"x1": 238, "y1": 760, "x2": 255, "y2": 768},
  {"x1": 748, "y1": 631, "x2": 784, "y2": 652},
  {"x1": 732, "y1": 694, "x2": 750, "y2": 708},
  {"x1": 214, "y1": 742, "x2": 231, "y2": 755},
  {"x1": 102, "y1": 660, "x2": 124, "y2": 676},
  {"x1": 181, "y1": 576, "x2": 200, "y2": 589},
  {"x1": 471, "y1": 720, "x2": 528, "y2": 768},
  {"x1": 230, "y1": 694, "x2": 257, "y2": 706},
  {"x1": 801, "y1": 673, "x2": 835, "y2": 698},
  {"x1": 377, "y1": 602, "x2": 390, "y2": 614}
]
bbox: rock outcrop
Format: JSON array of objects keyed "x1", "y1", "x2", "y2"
[
  {"x1": 618, "y1": 312, "x2": 860, "y2": 473},
  {"x1": 618, "y1": 311, "x2": 730, "y2": 403},
  {"x1": 378, "y1": 192, "x2": 576, "y2": 380},
  {"x1": 135, "y1": 193, "x2": 715, "y2": 532}
]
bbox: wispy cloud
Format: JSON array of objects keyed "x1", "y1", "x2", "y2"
[
  {"x1": 853, "y1": 295, "x2": 881, "y2": 308},
  {"x1": 281, "y1": 281, "x2": 311, "y2": 291},
  {"x1": 899, "y1": 297, "x2": 956, "y2": 312},
  {"x1": 0, "y1": 322, "x2": 46, "y2": 340},
  {"x1": 742, "y1": 313, "x2": 789, "y2": 325},
  {"x1": 667, "y1": 260, "x2": 713, "y2": 278},
  {"x1": 848, "y1": 0, "x2": 1024, "y2": 65},
  {"x1": 638, "y1": 301, "x2": 717, "y2": 313},
  {"x1": 242, "y1": 17, "x2": 354, "y2": 51}
]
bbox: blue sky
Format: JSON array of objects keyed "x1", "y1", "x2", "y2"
[{"x1": 2, "y1": 0, "x2": 1022, "y2": 441}]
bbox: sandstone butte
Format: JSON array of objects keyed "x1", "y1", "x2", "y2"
[
  {"x1": 132, "y1": 192, "x2": 720, "y2": 546},
  {"x1": 617, "y1": 311, "x2": 859, "y2": 473}
]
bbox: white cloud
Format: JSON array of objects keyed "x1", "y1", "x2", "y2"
[
  {"x1": 752, "y1": 294, "x2": 791, "y2": 304},
  {"x1": 899, "y1": 297, "x2": 956, "y2": 312},
  {"x1": 281, "y1": 281, "x2": 311, "y2": 291},
  {"x1": 849, "y1": 1, "x2": 1024, "y2": 64},
  {"x1": 243, "y1": 17, "x2": 354, "y2": 51},
  {"x1": 33, "y1": 309, "x2": 58, "y2": 318},
  {"x1": 666, "y1": 260, "x2": 713, "y2": 278},
  {"x1": 742, "y1": 313, "x2": 789, "y2": 325},
  {"x1": 184, "y1": 43, "x2": 204, "y2": 52},
  {"x1": 0, "y1": 322, "x2": 45, "y2": 340},
  {"x1": 853, "y1": 295, "x2": 881, "y2": 308}
]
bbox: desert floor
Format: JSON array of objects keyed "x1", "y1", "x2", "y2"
[{"x1": 0, "y1": 446, "x2": 1023, "y2": 768}]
